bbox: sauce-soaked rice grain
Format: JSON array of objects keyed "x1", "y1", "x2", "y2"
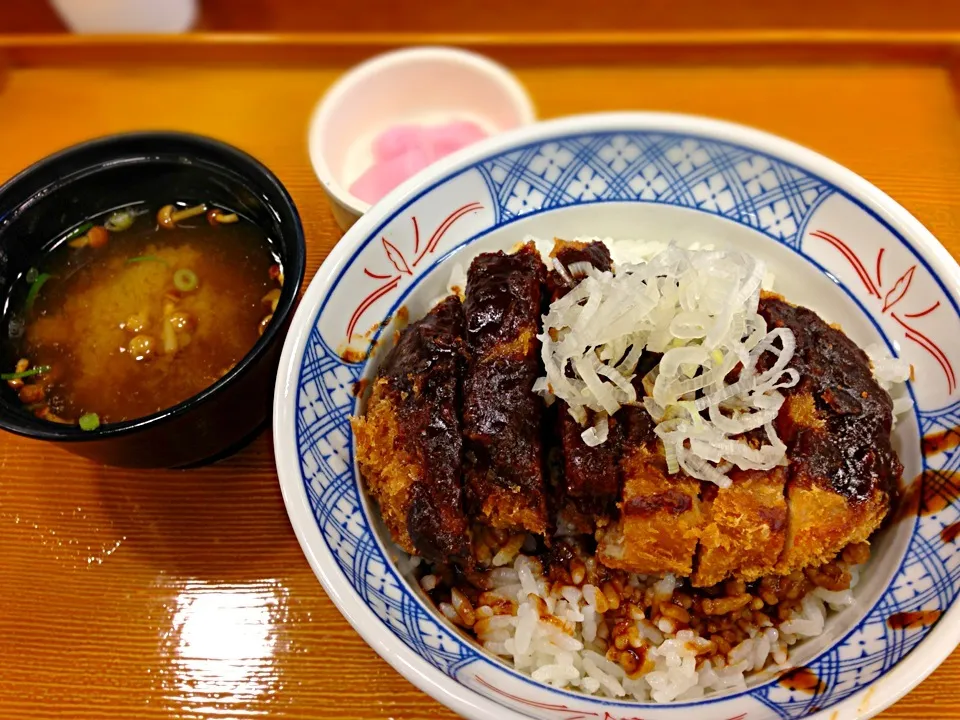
[{"x1": 416, "y1": 533, "x2": 864, "y2": 698}]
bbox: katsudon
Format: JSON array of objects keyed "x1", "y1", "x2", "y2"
[{"x1": 351, "y1": 238, "x2": 909, "y2": 702}]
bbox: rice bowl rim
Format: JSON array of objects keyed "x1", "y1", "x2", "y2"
[{"x1": 275, "y1": 111, "x2": 960, "y2": 720}]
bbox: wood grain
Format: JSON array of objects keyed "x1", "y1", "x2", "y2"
[
  {"x1": 9, "y1": 0, "x2": 960, "y2": 34},
  {"x1": 1, "y1": 37, "x2": 960, "y2": 720},
  {"x1": 198, "y1": 0, "x2": 960, "y2": 33}
]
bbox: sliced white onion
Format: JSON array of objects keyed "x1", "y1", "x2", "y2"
[
  {"x1": 581, "y1": 413, "x2": 610, "y2": 447},
  {"x1": 677, "y1": 445, "x2": 732, "y2": 488},
  {"x1": 552, "y1": 257, "x2": 574, "y2": 287},
  {"x1": 446, "y1": 262, "x2": 467, "y2": 298},
  {"x1": 615, "y1": 342, "x2": 646, "y2": 375},
  {"x1": 595, "y1": 363, "x2": 638, "y2": 403},
  {"x1": 536, "y1": 242, "x2": 800, "y2": 485},
  {"x1": 663, "y1": 438, "x2": 680, "y2": 475},
  {"x1": 567, "y1": 260, "x2": 596, "y2": 278}
]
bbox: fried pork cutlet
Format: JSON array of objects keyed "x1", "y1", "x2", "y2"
[
  {"x1": 598, "y1": 294, "x2": 899, "y2": 584},
  {"x1": 351, "y1": 296, "x2": 471, "y2": 563},
  {"x1": 355, "y1": 239, "x2": 901, "y2": 587},
  {"x1": 693, "y1": 467, "x2": 788, "y2": 587},
  {"x1": 758, "y1": 294, "x2": 901, "y2": 574},
  {"x1": 597, "y1": 406, "x2": 703, "y2": 576},
  {"x1": 549, "y1": 240, "x2": 622, "y2": 524},
  {"x1": 462, "y1": 242, "x2": 549, "y2": 535}
]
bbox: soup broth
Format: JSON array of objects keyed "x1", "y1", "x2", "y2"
[{"x1": 2, "y1": 203, "x2": 281, "y2": 426}]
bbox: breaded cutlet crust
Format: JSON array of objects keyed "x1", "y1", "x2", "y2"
[
  {"x1": 598, "y1": 294, "x2": 900, "y2": 583},
  {"x1": 758, "y1": 293, "x2": 901, "y2": 573},
  {"x1": 351, "y1": 296, "x2": 471, "y2": 563},
  {"x1": 598, "y1": 406, "x2": 702, "y2": 576},
  {"x1": 549, "y1": 240, "x2": 622, "y2": 521},
  {"x1": 355, "y1": 245, "x2": 903, "y2": 588},
  {"x1": 693, "y1": 468, "x2": 788, "y2": 587},
  {"x1": 462, "y1": 242, "x2": 549, "y2": 534}
]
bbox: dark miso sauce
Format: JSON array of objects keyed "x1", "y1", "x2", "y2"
[
  {"x1": 941, "y1": 522, "x2": 960, "y2": 544},
  {"x1": 887, "y1": 609, "x2": 941, "y2": 630},
  {"x1": 894, "y1": 469, "x2": 960, "y2": 523},
  {"x1": 923, "y1": 427, "x2": 960, "y2": 456},
  {"x1": 777, "y1": 666, "x2": 825, "y2": 695}
]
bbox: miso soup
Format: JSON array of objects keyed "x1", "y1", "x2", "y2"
[{"x1": 1, "y1": 202, "x2": 282, "y2": 428}]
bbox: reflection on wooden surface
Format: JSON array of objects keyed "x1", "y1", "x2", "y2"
[{"x1": 2, "y1": 39, "x2": 960, "y2": 720}]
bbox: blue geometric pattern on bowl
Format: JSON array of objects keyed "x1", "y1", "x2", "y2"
[
  {"x1": 295, "y1": 130, "x2": 958, "y2": 719},
  {"x1": 476, "y1": 134, "x2": 832, "y2": 249}
]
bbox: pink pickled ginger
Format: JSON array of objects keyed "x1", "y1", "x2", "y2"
[{"x1": 350, "y1": 120, "x2": 488, "y2": 204}]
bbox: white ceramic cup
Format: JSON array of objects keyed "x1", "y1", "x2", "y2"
[
  {"x1": 51, "y1": 0, "x2": 197, "y2": 33},
  {"x1": 308, "y1": 46, "x2": 536, "y2": 231}
]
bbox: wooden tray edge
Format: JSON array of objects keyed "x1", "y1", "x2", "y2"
[{"x1": 2, "y1": 30, "x2": 960, "y2": 67}]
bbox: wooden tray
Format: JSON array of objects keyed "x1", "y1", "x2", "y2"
[{"x1": 1, "y1": 33, "x2": 959, "y2": 720}]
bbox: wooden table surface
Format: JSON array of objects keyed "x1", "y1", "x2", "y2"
[
  {"x1": 1, "y1": 42, "x2": 960, "y2": 719},
  {"x1": 11, "y1": 0, "x2": 960, "y2": 34}
]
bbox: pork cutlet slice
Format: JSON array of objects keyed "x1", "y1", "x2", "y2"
[
  {"x1": 462, "y1": 242, "x2": 549, "y2": 534},
  {"x1": 597, "y1": 406, "x2": 703, "y2": 576},
  {"x1": 692, "y1": 467, "x2": 788, "y2": 587},
  {"x1": 351, "y1": 296, "x2": 471, "y2": 563},
  {"x1": 548, "y1": 240, "x2": 622, "y2": 525},
  {"x1": 758, "y1": 294, "x2": 900, "y2": 574}
]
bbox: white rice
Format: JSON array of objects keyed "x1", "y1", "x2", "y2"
[{"x1": 469, "y1": 552, "x2": 858, "y2": 703}]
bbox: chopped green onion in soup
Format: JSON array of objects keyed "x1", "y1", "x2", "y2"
[
  {"x1": 173, "y1": 268, "x2": 199, "y2": 292},
  {"x1": 1, "y1": 365, "x2": 50, "y2": 381}
]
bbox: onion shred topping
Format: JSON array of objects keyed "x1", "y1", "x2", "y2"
[{"x1": 534, "y1": 245, "x2": 799, "y2": 488}]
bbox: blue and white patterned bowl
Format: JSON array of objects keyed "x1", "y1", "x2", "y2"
[{"x1": 274, "y1": 113, "x2": 960, "y2": 720}]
